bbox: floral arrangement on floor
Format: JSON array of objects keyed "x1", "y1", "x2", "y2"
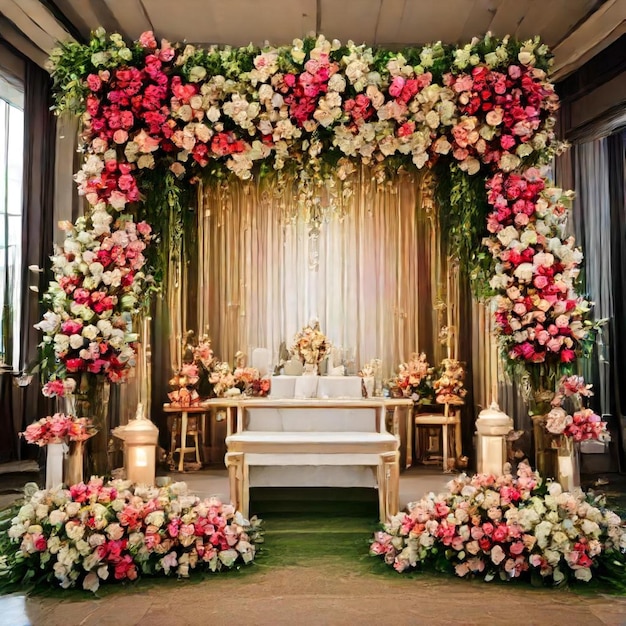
[
  {"x1": 292, "y1": 320, "x2": 330, "y2": 366},
  {"x1": 0, "y1": 479, "x2": 262, "y2": 593},
  {"x1": 432, "y1": 358, "x2": 467, "y2": 405},
  {"x1": 389, "y1": 353, "x2": 434, "y2": 403},
  {"x1": 370, "y1": 464, "x2": 626, "y2": 585},
  {"x1": 21, "y1": 413, "x2": 96, "y2": 446},
  {"x1": 35, "y1": 206, "x2": 154, "y2": 393},
  {"x1": 544, "y1": 376, "x2": 609, "y2": 443}
]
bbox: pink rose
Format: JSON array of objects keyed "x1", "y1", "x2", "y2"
[
  {"x1": 533, "y1": 275, "x2": 549, "y2": 290},
  {"x1": 514, "y1": 213, "x2": 530, "y2": 227},
  {"x1": 546, "y1": 337, "x2": 563, "y2": 352},
  {"x1": 113, "y1": 129, "x2": 128, "y2": 144},
  {"x1": 389, "y1": 76, "x2": 405, "y2": 98},
  {"x1": 492, "y1": 525, "x2": 507, "y2": 542},
  {"x1": 485, "y1": 108, "x2": 503, "y2": 126},
  {"x1": 61, "y1": 319, "x2": 83, "y2": 335},
  {"x1": 508, "y1": 65, "x2": 522, "y2": 80},
  {"x1": 491, "y1": 545, "x2": 506, "y2": 565},
  {"x1": 139, "y1": 31, "x2": 157, "y2": 49},
  {"x1": 137, "y1": 222, "x2": 152, "y2": 236},
  {"x1": 500, "y1": 134, "x2": 516, "y2": 150},
  {"x1": 86, "y1": 74, "x2": 102, "y2": 92},
  {"x1": 555, "y1": 314, "x2": 570, "y2": 328}
]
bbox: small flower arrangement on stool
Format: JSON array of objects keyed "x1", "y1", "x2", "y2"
[
  {"x1": 168, "y1": 362, "x2": 201, "y2": 407},
  {"x1": 389, "y1": 352, "x2": 434, "y2": 403},
  {"x1": 433, "y1": 358, "x2": 467, "y2": 406}
]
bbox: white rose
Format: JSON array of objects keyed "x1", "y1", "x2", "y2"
[
  {"x1": 35, "y1": 311, "x2": 61, "y2": 333},
  {"x1": 48, "y1": 509, "x2": 67, "y2": 525},
  {"x1": 518, "y1": 50, "x2": 535, "y2": 66},
  {"x1": 328, "y1": 74, "x2": 346, "y2": 92},
  {"x1": 497, "y1": 226, "x2": 519, "y2": 247},
  {"x1": 137, "y1": 154, "x2": 155, "y2": 169},
  {"x1": 520, "y1": 230, "x2": 537, "y2": 247},
  {"x1": 54, "y1": 334, "x2": 70, "y2": 353},
  {"x1": 65, "y1": 522, "x2": 85, "y2": 542},
  {"x1": 69, "y1": 334, "x2": 85, "y2": 350},
  {"x1": 513, "y1": 263, "x2": 534, "y2": 283},
  {"x1": 82, "y1": 325, "x2": 99, "y2": 340},
  {"x1": 574, "y1": 568, "x2": 592, "y2": 582}
]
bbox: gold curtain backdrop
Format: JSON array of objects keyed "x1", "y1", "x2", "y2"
[{"x1": 193, "y1": 169, "x2": 451, "y2": 377}]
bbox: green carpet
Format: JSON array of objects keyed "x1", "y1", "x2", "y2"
[{"x1": 250, "y1": 487, "x2": 381, "y2": 569}]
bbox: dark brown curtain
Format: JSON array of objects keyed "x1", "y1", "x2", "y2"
[
  {"x1": 608, "y1": 131, "x2": 626, "y2": 469},
  {"x1": 16, "y1": 61, "x2": 56, "y2": 459}
]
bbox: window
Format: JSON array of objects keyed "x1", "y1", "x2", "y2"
[{"x1": 0, "y1": 74, "x2": 24, "y2": 369}]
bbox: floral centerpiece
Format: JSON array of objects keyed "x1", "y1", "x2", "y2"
[
  {"x1": 233, "y1": 367, "x2": 270, "y2": 397},
  {"x1": 191, "y1": 334, "x2": 218, "y2": 397},
  {"x1": 370, "y1": 463, "x2": 626, "y2": 585},
  {"x1": 292, "y1": 319, "x2": 330, "y2": 369},
  {"x1": 0, "y1": 479, "x2": 262, "y2": 593},
  {"x1": 21, "y1": 413, "x2": 96, "y2": 446},
  {"x1": 432, "y1": 358, "x2": 467, "y2": 405},
  {"x1": 388, "y1": 353, "x2": 434, "y2": 403}
]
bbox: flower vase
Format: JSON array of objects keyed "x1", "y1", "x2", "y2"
[
  {"x1": 556, "y1": 438, "x2": 581, "y2": 492},
  {"x1": 65, "y1": 440, "x2": 85, "y2": 486},
  {"x1": 64, "y1": 394, "x2": 77, "y2": 416},
  {"x1": 85, "y1": 378, "x2": 111, "y2": 478},
  {"x1": 303, "y1": 363, "x2": 318, "y2": 376},
  {"x1": 46, "y1": 442, "x2": 66, "y2": 489},
  {"x1": 531, "y1": 414, "x2": 558, "y2": 480}
]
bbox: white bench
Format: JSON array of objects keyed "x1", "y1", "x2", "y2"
[{"x1": 224, "y1": 398, "x2": 407, "y2": 522}]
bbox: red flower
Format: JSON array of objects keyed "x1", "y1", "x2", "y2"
[{"x1": 65, "y1": 358, "x2": 85, "y2": 372}]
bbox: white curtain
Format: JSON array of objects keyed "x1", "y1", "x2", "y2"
[{"x1": 196, "y1": 171, "x2": 447, "y2": 377}]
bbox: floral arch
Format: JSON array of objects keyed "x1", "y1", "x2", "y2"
[{"x1": 39, "y1": 28, "x2": 594, "y2": 407}]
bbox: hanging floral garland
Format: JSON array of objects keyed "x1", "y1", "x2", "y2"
[{"x1": 44, "y1": 29, "x2": 593, "y2": 391}]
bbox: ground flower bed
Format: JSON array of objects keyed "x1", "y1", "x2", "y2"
[
  {"x1": 0, "y1": 478, "x2": 262, "y2": 593},
  {"x1": 371, "y1": 464, "x2": 626, "y2": 587}
]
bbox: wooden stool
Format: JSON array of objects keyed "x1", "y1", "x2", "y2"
[
  {"x1": 414, "y1": 406, "x2": 461, "y2": 472},
  {"x1": 167, "y1": 412, "x2": 202, "y2": 471}
]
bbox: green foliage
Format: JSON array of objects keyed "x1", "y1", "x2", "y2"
[{"x1": 435, "y1": 163, "x2": 495, "y2": 298}]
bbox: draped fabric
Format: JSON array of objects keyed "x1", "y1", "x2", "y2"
[
  {"x1": 17, "y1": 62, "x2": 56, "y2": 457},
  {"x1": 608, "y1": 131, "x2": 626, "y2": 467},
  {"x1": 195, "y1": 171, "x2": 449, "y2": 378},
  {"x1": 573, "y1": 139, "x2": 614, "y2": 413},
  {"x1": 554, "y1": 130, "x2": 626, "y2": 469}
]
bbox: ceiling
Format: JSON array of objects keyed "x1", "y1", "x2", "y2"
[{"x1": 0, "y1": 0, "x2": 625, "y2": 80}]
